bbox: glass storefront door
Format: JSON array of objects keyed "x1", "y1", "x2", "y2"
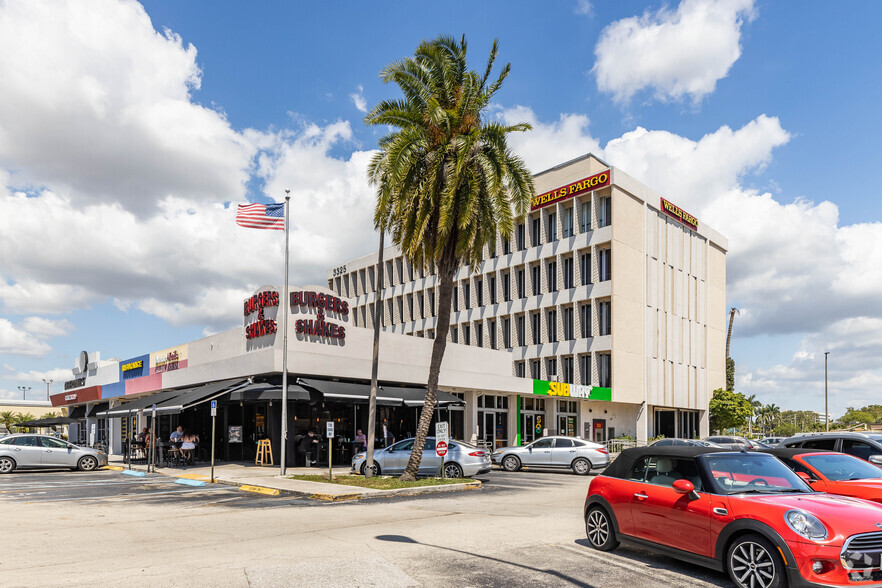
[
  {"x1": 478, "y1": 411, "x2": 508, "y2": 449},
  {"x1": 520, "y1": 396, "x2": 545, "y2": 445}
]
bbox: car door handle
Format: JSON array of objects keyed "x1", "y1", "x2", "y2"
[
  {"x1": 713, "y1": 507, "x2": 728, "y2": 516},
  {"x1": 634, "y1": 493, "x2": 648, "y2": 500}
]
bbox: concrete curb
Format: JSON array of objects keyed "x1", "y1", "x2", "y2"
[{"x1": 306, "y1": 480, "x2": 483, "y2": 502}]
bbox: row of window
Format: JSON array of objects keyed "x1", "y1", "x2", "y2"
[{"x1": 513, "y1": 353, "x2": 612, "y2": 388}]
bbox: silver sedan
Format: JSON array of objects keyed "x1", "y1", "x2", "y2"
[
  {"x1": 491, "y1": 436, "x2": 609, "y2": 475},
  {"x1": 351, "y1": 437, "x2": 491, "y2": 478},
  {"x1": 0, "y1": 434, "x2": 108, "y2": 473}
]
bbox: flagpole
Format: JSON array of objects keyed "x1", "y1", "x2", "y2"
[{"x1": 280, "y1": 190, "x2": 291, "y2": 476}]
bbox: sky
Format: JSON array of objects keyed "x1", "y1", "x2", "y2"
[{"x1": 1, "y1": 0, "x2": 880, "y2": 417}]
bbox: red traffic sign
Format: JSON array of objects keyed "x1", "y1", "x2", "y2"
[{"x1": 436, "y1": 440, "x2": 448, "y2": 457}]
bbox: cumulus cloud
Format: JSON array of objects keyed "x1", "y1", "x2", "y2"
[
  {"x1": 574, "y1": 0, "x2": 593, "y2": 16},
  {"x1": 0, "y1": 318, "x2": 53, "y2": 357},
  {"x1": 496, "y1": 107, "x2": 601, "y2": 174},
  {"x1": 593, "y1": 0, "x2": 756, "y2": 103},
  {"x1": 349, "y1": 85, "x2": 368, "y2": 113},
  {"x1": 0, "y1": 0, "x2": 255, "y2": 213}
]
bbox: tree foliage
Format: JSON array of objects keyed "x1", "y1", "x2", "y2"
[
  {"x1": 838, "y1": 405, "x2": 882, "y2": 426},
  {"x1": 726, "y1": 357, "x2": 735, "y2": 392},
  {"x1": 709, "y1": 388, "x2": 753, "y2": 433}
]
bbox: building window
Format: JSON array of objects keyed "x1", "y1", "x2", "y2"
[
  {"x1": 599, "y1": 248, "x2": 611, "y2": 282},
  {"x1": 531, "y1": 265, "x2": 541, "y2": 296},
  {"x1": 531, "y1": 312, "x2": 541, "y2": 345},
  {"x1": 580, "y1": 252, "x2": 592, "y2": 286},
  {"x1": 530, "y1": 359, "x2": 541, "y2": 379},
  {"x1": 476, "y1": 322, "x2": 483, "y2": 348},
  {"x1": 386, "y1": 260, "x2": 394, "y2": 286},
  {"x1": 489, "y1": 276, "x2": 496, "y2": 305},
  {"x1": 489, "y1": 320, "x2": 496, "y2": 349},
  {"x1": 580, "y1": 201, "x2": 591, "y2": 232},
  {"x1": 563, "y1": 257, "x2": 574, "y2": 289},
  {"x1": 547, "y1": 260, "x2": 557, "y2": 292},
  {"x1": 531, "y1": 217, "x2": 541, "y2": 247},
  {"x1": 503, "y1": 237, "x2": 511, "y2": 255},
  {"x1": 580, "y1": 303, "x2": 592, "y2": 338},
  {"x1": 418, "y1": 292, "x2": 424, "y2": 319},
  {"x1": 430, "y1": 290, "x2": 436, "y2": 316},
  {"x1": 599, "y1": 196, "x2": 611, "y2": 227},
  {"x1": 515, "y1": 361, "x2": 526, "y2": 378},
  {"x1": 517, "y1": 223, "x2": 526, "y2": 251},
  {"x1": 489, "y1": 240, "x2": 496, "y2": 259},
  {"x1": 598, "y1": 353, "x2": 611, "y2": 387},
  {"x1": 397, "y1": 258, "x2": 404, "y2": 283},
  {"x1": 407, "y1": 261, "x2": 413, "y2": 282},
  {"x1": 547, "y1": 357, "x2": 557, "y2": 379},
  {"x1": 503, "y1": 317, "x2": 511, "y2": 348},
  {"x1": 397, "y1": 297, "x2": 404, "y2": 323},
  {"x1": 451, "y1": 326, "x2": 458, "y2": 343},
  {"x1": 464, "y1": 324, "x2": 471, "y2": 345},
  {"x1": 503, "y1": 272, "x2": 511, "y2": 301},
  {"x1": 579, "y1": 354, "x2": 591, "y2": 385},
  {"x1": 476, "y1": 279, "x2": 483, "y2": 307},
  {"x1": 464, "y1": 282, "x2": 471, "y2": 309},
  {"x1": 563, "y1": 307, "x2": 574, "y2": 340},
  {"x1": 516, "y1": 315, "x2": 525, "y2": 346},
  {"x1": 548, "y1": 212, "x2": 557, "y2": 242},
  {"x1": 563, "y1": 207, "x2": 574, "y2": 238},
  {"x1": 453, "y1": 286, "x2": 458, "y2": 311},
  {"x1": 598, "y1": 301, "x2": 611, "y2": 336},
  {"x1": 517, "y1": 268, "x2": 526, "y2": 298},
  {"x1": 562, "y1": 356, "x2": 574, "y2": 384},
  {"x1": 548, "y1": 309, "x2": 557, "y2": 343}
]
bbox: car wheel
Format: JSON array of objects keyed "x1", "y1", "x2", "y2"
[
  {"x1": 0, "y1": 456, "x2": 15, "y2": 474},
  {"x1": 360, "y1": 462, "x2": 380, "y2": 476},
  {"x1": 77, "y1": 456, "x2": 98, "y2": 472},
  {"x1": 572, "y1": 458, "x2": 591, "y2": 475},
  {"x1": 585, "y1": 506, "x2": 619, "y2": 551},
  {"x1": 726, "y1": 533, "x2": 785, "y2": 588},
  {"x1": 443, "y1": 462, "x2": 463, "y2": 479},
  {"x1": 502, "y1": 455, "x2": 521, "y2": 472}
]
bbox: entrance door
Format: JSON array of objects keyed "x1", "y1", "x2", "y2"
[{"x1": 654, "y1": 410, "x2": 676, "y2": 438}]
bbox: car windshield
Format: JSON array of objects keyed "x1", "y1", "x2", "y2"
[
  {"x1": 803, "y1": 454, "x2": 882, "y2": 481},
  {"x1": 701, "y1": 453, "x2": 812, "y2": 495}
]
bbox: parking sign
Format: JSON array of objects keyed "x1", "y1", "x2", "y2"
[
  {"x1": 435, "y1": 421, "x2": 448, "y2": 445},
  {"x1": 326, "y1": 421, "x2": 334, "y2": 438},
  {"x1": 210, "y1": 400, "x2": 217, "y2": 417}
]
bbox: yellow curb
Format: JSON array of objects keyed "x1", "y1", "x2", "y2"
[
  {"x1": 177, "y1": 473, "x2": 210, "y2": 481},
  {"x1": 239, "y1": 485, "x2": 280, "y2": 496},
  {"x1": 104, "y1": 466, "x2": 124, "y2": 471}
]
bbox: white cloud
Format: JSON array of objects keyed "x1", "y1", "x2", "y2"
[
  {"x1": 593, "y1": 0, "x2": 756, "y2": 103},
  {"x1": 574, "y1": 0, "x2": 593, "y2": 16},
  {"x1": 0, "y1": 0, "x2": 255, "y2": 213},
  {"x1": 20, "y1": 317, "x2": 74, "y2": 339},
  {"x1": 0, "y1": 319, "x2": 52, "y2": 357},
  {"x1": 349, "y1": 85, "x2": 368, "y2": 113},
  {"x1": 496, "y1": 106, "x2": 601, "y2": 174}
]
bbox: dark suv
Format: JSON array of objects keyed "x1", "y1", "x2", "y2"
[{"x1": 779, "y1": 432, "x2": 882, "y2": 465}]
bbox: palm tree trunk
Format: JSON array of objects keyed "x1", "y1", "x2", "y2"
[{"x1": 400, "y1": 255, "x2": 457, "y2": 481}]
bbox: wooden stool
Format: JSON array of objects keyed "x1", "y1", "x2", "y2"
[{"x1": 255, "y1": 439, "x2": 273, "y2": 466}]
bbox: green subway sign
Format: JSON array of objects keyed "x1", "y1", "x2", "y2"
[{"x1": 532, "y1": 380, "x2": 611, "y2": 401}]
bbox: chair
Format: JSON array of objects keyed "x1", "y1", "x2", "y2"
[{"x1": 651, "y1": 458, "x2": 681, "y2": 486}]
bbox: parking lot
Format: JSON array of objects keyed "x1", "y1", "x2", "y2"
[{"x1": 0, "y1": 466, "x2": 732, "y2": 587}]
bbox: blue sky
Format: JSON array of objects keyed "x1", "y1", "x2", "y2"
[{"x1": 0, "y1": 0, "x2": 880, "y2": 417}]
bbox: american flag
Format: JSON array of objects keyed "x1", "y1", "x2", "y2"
[{"x1": 236, "y1": 203, "x2": 285, "y2": 230}]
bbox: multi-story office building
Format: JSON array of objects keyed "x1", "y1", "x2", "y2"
[{"x1": 329, "y1": 154, "x2": 728, "y2": 444}]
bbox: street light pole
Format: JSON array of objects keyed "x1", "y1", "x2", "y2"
[
  {"x1": 42, "y1": 378, "x2": 53, "y2": 401},
  {"x1": 824, "y1": 351, "x2": 830, "y2": 432},
  {"x1": 17, "y1": 386, "x2": 31, "y2": 400}
]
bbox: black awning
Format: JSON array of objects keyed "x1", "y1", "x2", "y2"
[
  {"x1": 298, "y1": 379, "x2": 401, "y2": 406},
  {"x1": 151, "y1": 379, "x2": 248, "y2": 414},
  {"x1": 15, "y1": 417, "x2": 76, "y2": 427},
  {"x1": 228, "y1": 382, "x2": 318, "y2": 402},
  {"x1": 382, "y1": 386, "x2": 464, "y2": 407},
  {"x1": 87, "y1": 403, "x2": 108, "y2": 418},
  {"x1": 68, "y1": 406, "x2": 86, "y2": 419},
  {"x1": 99, "y1": 388, "x2": 189, "y2": 417}
]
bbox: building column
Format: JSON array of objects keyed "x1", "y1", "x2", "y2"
[
  {"x1": 546, "y1": 398, "x2": 558, "y2": 437},
  {"x1": 508, "y1": 395, "x2": 519, "y2": 446},
  {"x1": 699, "y1": 409, "x2": 710, "y2": 438},
  {"x1": 463, "y1": 390, "x2": 479, "y2": 444},
  {"x1": 636, "y1": 402, "x2": 649, "y2": 445}
]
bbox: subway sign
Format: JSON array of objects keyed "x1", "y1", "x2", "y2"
[
  {"x1": 532, "y1": 379, "x2": 611, "y2": 401},
  {"x1": 660, "y1": 197, "x2": 698, "y2": 230},
  {"x1": 530, "y1": 170, "x2": 610, "y2": 211}
]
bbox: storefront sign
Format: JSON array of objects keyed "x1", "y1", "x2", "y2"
[
  {"x1": 64, "y1": 377, "x2": 85, "y2": 391},
  {"x1": 531, "y1": 379, "x2": 611, "y2": 401},
  {"x1": 121, "y1": 360, "x2": 143, "y2": 372},
  {"x1": 290, "y1": 291, "x2": 349, "y2": 316},
  {"x1": 530, "y1": 170, "x2": 610, "y2": 211},
  {"x1": 228, "y1": 426, "x2": 242, "y2": 443},
  {"x1": 292, "y1": 290, "x2": 348, "y2": 341},
  {"x1": 660, "y1": 197, "x2": 698, "y2": 230},
  {"x1": 50, "y1": 386, "x2": 101, "y2": 407},
  {"x1": 152, "y1": 346, "x2": 187, "y2": 374},
  {"x1": 244, "y1": 289, "x2": 279, "y2": 340},
  {"x1": 65, "y1": 394, "x2": 77, "y2": 401}
]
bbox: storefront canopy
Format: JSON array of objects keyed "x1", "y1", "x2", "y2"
[
  {"x1": 150, "y1": 379, "x2": 248, "y2": 414},
  {"x1": 228, "y1": 382, "x2": 319, "y2": 402},
  {"x1": 298, "y1": 379, "x2": 402, "y2": 406},
  {"x1": 98, "y1": 388, "x2": 186, "y2": 417},
  {"x1": 383, "y1": 386, "x2": 464, "y2": 408},
  {"x1": 14, "y1": 416, "x2": 76, "y2": 427},
  {"x1": 68, "y1": 406, "x2": 86, "y2": 419},
  {"x1": 87, "y1": 403, "x2": 108, "y2": 418}
]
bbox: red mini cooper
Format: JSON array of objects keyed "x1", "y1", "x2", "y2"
[
  {"x1": 584, "y1": 446, "x2": 882, "y2": 587},
  {"x1": 765, "y1": 448, "x2": 882, "y2": 505}
]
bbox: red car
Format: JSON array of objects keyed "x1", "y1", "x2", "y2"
[
  {"x1": 585, "y1": 446, "x2": 882, "y2": 587},
  {"x1": 766, "y1": 448, "x2": 882, "y2": 504}
]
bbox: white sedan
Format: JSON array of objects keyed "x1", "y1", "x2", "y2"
[
  {"x1": 492, "y1": 436, "x2": 609, "y2": 475},
  {"x1": 0, "y1": 434, "x2": 107, "y2": 473}
]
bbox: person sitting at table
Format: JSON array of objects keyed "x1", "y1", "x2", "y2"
[
  {"x1": 135, "y1": 428, "x2": 149, "y2": 459},
  {"x1": 180, "y1": 429, "x2": 199, "y2": 464},
  {"x1": 354, "y1": 429, "x2": 367, "y2": 453},
  {"x1": 168, "y1": 426, "x2": 184, "y2": 463}
]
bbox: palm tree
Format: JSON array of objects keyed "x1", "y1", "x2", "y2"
[
  {"x1": 365, "y1": 35, "x2": 534, "y2": 481},
  {"x1": 0, "y1": 411, "x2": 15, "y2": 432}
]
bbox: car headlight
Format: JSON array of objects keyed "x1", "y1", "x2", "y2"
[
  {"x1": 785, "y1": 509, "x2": 828, "y2": 541},
  {"x1": 353, "y1": 454, "x2": 365, "y2": 460}
]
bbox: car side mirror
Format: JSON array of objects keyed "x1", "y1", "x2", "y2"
[
  {"x1": 796, "y1": 472, "x2": 813, "y2": 482},
  {"x1": 672, "y1": 479, "x2": 694, "y2": 494},
  {"x1": 869, "y1": 455, "x2": 882, "y2": 466},
  {"x1": 67, "y1": 444, "x2": 75, "y2": 449}
]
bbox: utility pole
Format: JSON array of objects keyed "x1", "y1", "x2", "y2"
[{"x1": 824, "y1": 351, "x2": 830, "y2": 432}]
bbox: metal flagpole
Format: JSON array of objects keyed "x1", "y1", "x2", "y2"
[
  {"x1": 365, "y1": 226, "x2": 385, "y2": 478},
  {"x1": 280, "y1": 190, "x2": 291, "y2": 476}
]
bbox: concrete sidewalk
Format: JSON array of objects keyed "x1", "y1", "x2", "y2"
[{"x1": 106, "y1": 456, "x2": 481, "y2": 500}]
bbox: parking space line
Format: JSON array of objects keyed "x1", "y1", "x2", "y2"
[{"x1": 23, "y1": 487, "x2": 231, "y2": 503}]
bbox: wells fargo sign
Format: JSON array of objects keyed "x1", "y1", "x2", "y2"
[
  {"x1": 530, "y1": 170, "x2": 610, "y2": 211},
  {"x1": 660, "y1": 197, "x2": 698, "y2": 230}
]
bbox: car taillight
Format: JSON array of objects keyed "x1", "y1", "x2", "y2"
[
  {"x1": 468, "y1": 451, "x2": 486, "y2": 457},
  {"x1": 598, "y1": 447, "x2": 609, "y2": 454}
]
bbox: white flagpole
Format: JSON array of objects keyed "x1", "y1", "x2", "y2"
[{"x1": 281, "y1": 190, "x2": 291, "y2": 476}]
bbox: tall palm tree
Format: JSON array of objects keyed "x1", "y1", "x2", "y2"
[{"x1": 365, "y1": 35, "x2": 534, "y2": 481}]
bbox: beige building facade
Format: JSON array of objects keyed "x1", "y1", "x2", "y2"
[{"x1": 329, "y1": 154, "x2": 728, "y2": 444}]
